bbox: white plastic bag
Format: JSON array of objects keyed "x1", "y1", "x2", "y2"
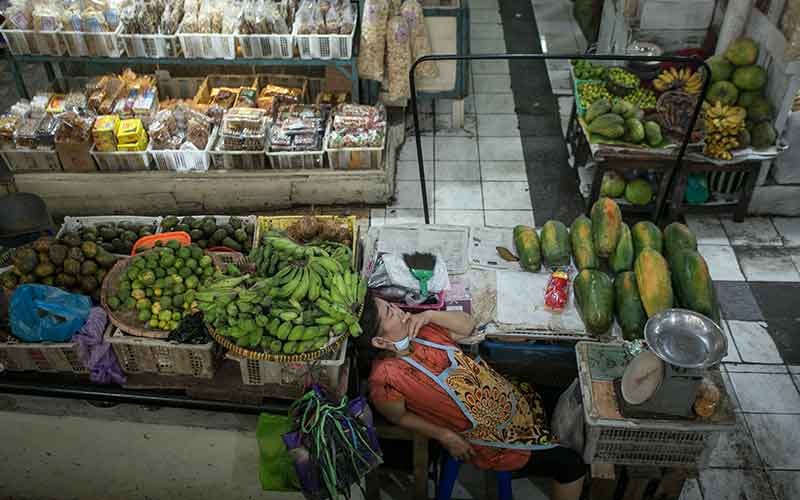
[{"x1": 551, "y1": 379, "x2": 585, "y2": 456}]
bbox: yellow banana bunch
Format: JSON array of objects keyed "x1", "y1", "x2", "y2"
[
  {"x1": 653, "y1": 67, "x2": 703, "y2": 95},
  {"x1": 703, "y1": 101, "x2": 746, "y2": 160}
]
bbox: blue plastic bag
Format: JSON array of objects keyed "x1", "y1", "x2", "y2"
[{"x1": 10, "y1": 285, "x2": 91, "y2": 342}]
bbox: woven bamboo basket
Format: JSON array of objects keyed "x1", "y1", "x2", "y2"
[
  {"x1": 208, "y1": 327, "x2": 347, "y2": 362},
  {"x1": 100, "y1": 254, "x2": 170, "y2": 340}
]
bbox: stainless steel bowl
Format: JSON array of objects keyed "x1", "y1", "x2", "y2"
[{"x1": 644, "y1": 309, "x2": 727, "y2": 369}]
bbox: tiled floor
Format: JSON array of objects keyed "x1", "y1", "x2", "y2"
[{"x1": 376, "y1": 0, "x2": 800, "y2": 498}]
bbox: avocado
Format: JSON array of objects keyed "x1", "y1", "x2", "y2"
[
  {"x1": 190, "y1": 229, "x2": 204, "y2": 241},
  {"x1": 61, "y1": 232, "x2": 82, "y2": 248},
  {"x1": 80, "y1": 275, "x2": 99, "y2": 293},
  {"x1": 48, "y1": 244, "x2": 69, "y2": 266},
  {"x1": 81, "y1": 260, "x2": 99, "y2": 276},
  {"x1": 81, "y1": 241, "x2": 98, "y2": 259},
  {"x1": 99, "y1": 226, "x2": 118, "y2": 240},
  {"x1": 12, "y1": 247, "x2": 38, "y2": 274},
  {"x1": 34, "y1": 262, "x2": 56, "y2": 278},
  {"x1": 95, "y1": 249, "x2": 117, "y2": 269},
  {"x1": 234, "y1": 228, "x2": 248, "y2": 243},
  {"x1": 176, "y1": 224, "x2": 191, "y2": 233},
  {"x1": 32, "y1": 237, "x2": 51, "y2": 253},
  {"x1": 122, "y1": 230, "x2": 138, "y2": 241},
  {"x1": 162, "y1": 216, "x2": 179, "y2": 230},
  {"x1": 229, "y1": 216, "x2": 242, "y2": 229},
  {"x1": 221, "y1": 237, "x2": 242, "y2": 251}
]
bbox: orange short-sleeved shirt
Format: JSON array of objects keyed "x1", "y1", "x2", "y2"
[{"x1": 368, "y1": 325, "x2": 530, "y2": 471}]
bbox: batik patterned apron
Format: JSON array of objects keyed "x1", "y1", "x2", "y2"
[{"x1": 401, "y1": 338, "x2": 557, "y2": 450}]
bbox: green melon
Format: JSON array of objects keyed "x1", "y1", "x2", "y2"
[
  {"x1": 625, "y1": 179, "x2": 653, "y2": 206},
  {"x1": 725, "y1": 38, "x2": 759, "y2": 66},
  {"x1": 732, "y1": 65, "x2": 767, "y2": 92}
]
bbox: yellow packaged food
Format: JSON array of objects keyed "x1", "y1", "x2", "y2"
[
  {"x1": 92, "y1": 114, "x2": 119, "y2": 151},
  {"x1": 116, "y1": 134, "x2": 148, "y2": 151},
  {"x1": 116, "y1": 118, "x2": 144, "y2": 145}
]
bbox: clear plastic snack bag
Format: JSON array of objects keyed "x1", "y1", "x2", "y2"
[
  {"x1": 357, "y1": 0, "x2": 389, "y2": 81},
  {"x1": 386, "y1": 14, "x2": 411, "y2": 102},
  {"x1": 401, "y1": 0, "x2": 438, "y2": 79}
]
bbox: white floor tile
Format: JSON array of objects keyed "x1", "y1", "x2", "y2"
[
  {"x1": 480, "y1": 161, "x2": 528, "y2": 181},
  {"x1": 725, "y1": 363, "x2": 788, "y2": 373},
  {"x1": 768, "y1": 471, "x2": 800, "y2": 500},
  {"x1": 545, "y1": 59, "x2": 570, "y2": 72},
  {"x1": 727, "y1": 320, "x2": 783, "y2": 364},
  {"x1": 470, "y1": 8, "x2": 501, "y2": 24},
  {"x1": 385, "y1": 208, "x2": 426, "y2": 225},
  {"x1": 558, "y1": 96, "x2": 574, "y2": 117},
  {"x1": 436, "y1": 161, "x2": 480, "y2": 181},
  {"x1": 707, "y1": 419, "x2": 763, "y2": 468},
  {"x1": 484, "y1": 210, "x2": 535, "y2": 228},
  {"x1": 790, "y1": 366, "x2": 800, "y2": 374},
  {"x1": 435, "y1": 181, "x2": 484, "y2": 210},
  {"x1": 483, "y1": 182, "x2": 532, "y2": 210},
  {"x1": 698, "y1": 245, "x2": 745, "y2": 281},
  {"x1": 729, "y1": 372, "x2": 800, "y2": 412},
  {"x1": 549, "y1": 69, "x2": 573, "y2": 95},
  {"x1": 435, "y1": 209, "x2": 485, "y2": 227},
  {"x1": 396, "y1": 160, "x2": 433, "y2": 182},
  {"x1": 435, "y1": 137, "x2": 479, "y2": 161},
  {"x1": 399, "y1": 137, "x2": 433, "y2": 161},
  {"x1": 679, "y1": 479, "x2": 702, "y2": 500},
  {"x1": 540, "y1": 30, "x2": 580, "y2": 53},
  {"x1": 476, "y1": 114, "x2": 519, "y2": 137},
  {"x1": 470, "y1": 23, "x2": 503, "y2": 40},
  {"x1": 746, "y1": 413, "x2": 800, "y2": 469},
  {"x1": 474, "y1": 93, "x2": 516, "y2": 114},
  {"x1": 721, "y1": 217, "x2": 783, "y2": 247},
  {"x1": 370, "y1": 208, "x2": 386, "y2": 227},
  {"x1": 722, "y1": 322, "x2": 742, "y2": 363},
  {"x1": 471, "y1": 37, "x2": 507, "y2": 53},
  {"x1": 699, "y1": 468, "x2": 776, "y2": 500},
  {"x1": 471, "y1": 74, "x2": 512, "y2": 93},
  {"x1": 479, "y1": 137, "x2": 525, "y2": 161},
  {"x1": 472, "y1": 60, "x2": 510, "y2": 75},
  {"x1": 469, "y1": 0, "x2": 498, "y2": 10},
  {"x1": 390, "y1": 181, "x2": 433, "y2": 210},
  {"x1": 773, "y1": 217, "x2": 800, "y2": 247},
  {"x1": 685, "y1": 215, "x2": 729, "y2": 245},
  {"x1": 738, "y1": 249, "x2": 800, "y2": 282}
]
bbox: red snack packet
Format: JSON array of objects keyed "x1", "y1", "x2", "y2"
[{"x1": 544, "y1": 271, "x2": 570, "y2": 311}]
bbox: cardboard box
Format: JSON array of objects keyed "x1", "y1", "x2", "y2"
[{"x1": 56, "y1": 138, "x2": 97, "y2": 172}]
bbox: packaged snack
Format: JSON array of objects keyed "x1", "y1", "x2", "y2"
[
  {"x1": 63, "y1": 91, "x2": 88, "y2": 111},
  {"x1": 117, "y1": 118, "x2": 145, "y2": 145},
  {"x1": 544, "y1": 270, "x2": 570, "y2": 312},
  {"x1": 357, "y1": 0, "x2": 389, "y2": 81},
  {"x1": 0, "y1": 114, "x2": 20, "y2": 146},
  {"x1": 92, "y1": 114, "x2": 120, "y2": 151},
  {"x1": 14, "y1": 117, "x2": 42, "y2": 149},
  {"x1": 386, "y1": 14, "x2": 412, "y2": 102},
  {"x1": 30, "y1": 94, "x2": 52, "y2": 117},
  {"x1": 235, "y1": 88, "x2": 257, "y2": 108},
  {"x1": 185, "y1": 109, "x2": 213, "y2": 149},
  {"x1": 46, "y1": 94, "x2": 66, "y2": 114},
  {"x1": 55, "y1": 111, "x2": 95, "y2": 144},
  {"x1": 35, "y1": 114, "x2": 58, "y2": 148},
  {"x1": 9, "y1": 99, "x2": 32, "y2": 118},
  {"x1": 401, "y1": 0, "x2": 438, "y2": 79}
]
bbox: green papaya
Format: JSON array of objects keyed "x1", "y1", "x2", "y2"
[
  {"x1": 585, "y1": 98, "x2": 612, "y2": 124},
  {"x1": 663, "y1": 222, "x2": 697, "y2": 270},
  {"x1": 644, "y1": 121, "x2": 663, "y2": 147},
  {"x1": 587, "y1": 113, "x2": 625, "y2": 139},
  {"x1": 513, "y1": 225, "x2": 541, "y2": 272},
  {"x1": 540, "y1": 220, "x2": 571, "y2": 268},
  {"x1": 570, "y1": 215, "x2": 598, "y2": 271},
  {"x1": 610, "y1": 223, "x2": 634, "y2": 273},
  {"x1": 574, "y1": 270, "x2": 615, "y2": 336},
  {"x1": 634, "y1": 249, "x2": 674, "y2": 317},
  {"x1": 632, "y1": 221, "x2": 663, "y2": 259},
  {"x1": 672, "y1": 250, "x2": 719, "y2": 324},
  {"x1": 591, "y1": 197, "x2": 622, "y2": 258},
  {"x1": 624, "y1": 118, "x2": 645, "y2": 143},
  {"x1": 615, "y1": 272, "x2": 647, "y2": 341}
]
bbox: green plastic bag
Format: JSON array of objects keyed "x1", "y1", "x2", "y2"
[{"x1": 256, "y1": 413, "x2": 300, "y2": 492}]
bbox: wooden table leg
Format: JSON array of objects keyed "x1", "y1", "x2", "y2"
[
  {"x1": 621, "y1": 466, "x2": 660, "y2": 500},
  {"x1": 589, "y1": 463, "x2": 619, "y2": 500},
  {"x1": 736, "y1": 161, "x2": 760, "y2": 222},
  {"x1": 669, "y1": 169, "x2": 688, "y2": 222},
  {"x1": 413, "y1": 432, "x2": 429, "y2": 500},
  {"x1": 651, "y1": 468, "x2": 692, "y2": 500}
]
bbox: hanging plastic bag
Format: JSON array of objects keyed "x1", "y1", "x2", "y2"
[
  {"x1": 357, "y1": 0, "x2": 389, "y2": 81},
  {"x1": 367, "y1": 252, "x2": 450, "y2": 294},
  {"x1": 10, "y1": 284, "x2": 91, "y2": 343},
  {"x1": 551, "y1": 379, "x2": 585, "y2": 456},
  {"x1": 72, "y1": 307, "x2": 127, "y2": 385},
  {"x1": 257, "y1": 413, "x2": 301, "y2": 492},
  {"x1": 386, "y1": 14, "x2": 411, "y2": 102},
  {"x1": 401, "y1": 0, "x2": 438, "y2": 79}
]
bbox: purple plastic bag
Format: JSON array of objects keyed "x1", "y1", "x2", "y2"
[{"x1": 71, "y1": 307, "x2": 126, "y2": 385}]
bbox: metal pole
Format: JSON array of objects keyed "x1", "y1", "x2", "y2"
[{"x1": 408, "y1": 53, "x2": 711, "y2": 224}]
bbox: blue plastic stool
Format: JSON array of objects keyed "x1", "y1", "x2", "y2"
[{"x1": 436, "y1": 452, "x2": 513, "y2": 500}]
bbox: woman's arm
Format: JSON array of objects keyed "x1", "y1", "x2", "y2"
[
  {"x1": 373, "y1": 398, "x2": 476, "y2": 461},
  {"x1": 407, "y1": 310, "x2": 476, "y2": 340}
]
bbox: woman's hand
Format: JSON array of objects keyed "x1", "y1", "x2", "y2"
[
  {"x1": 404, "y1": 310, "x2": 432, "y2": 341},
  {"x1": 439, "y1": 430, "x2": 476, "y2": 462}
]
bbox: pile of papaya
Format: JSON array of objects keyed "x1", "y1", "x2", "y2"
[
  {"x1": 513, "y1": 197, "x2": 718, "y2": 340},
  {"x1": 584, "y1": 98, "x2": 663, "y2": 147}
]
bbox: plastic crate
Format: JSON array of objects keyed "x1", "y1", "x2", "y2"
[
  {"x1": 120, "y1": 29, "x2": 180, "y2": 58},
  {"x1": 255, "y1": 74, "x2": 311, "y2": 102},
  {"x1": 267, "y1": 149, "x2": 324, "y2": 169},
  {"x1": 91, "y1": 147, "x2": 151, "y2": 171},
  {"x1": 148, "y1": 129, "x2": 215, "y2": 172},
  {"x1": 105, "y1": 326, "x2": 218, "y2": 378},
  {"x1": 237, "y1": 32, "x2": 293, "y2": 59},
  {"x1": 0, "y1": 339, "x2": 86, "y2": 373},
  {"x1": 61, "y1": 24, "x2": 123, "y2": 57},
  {"x1": 294, "y1": 23, "x2": 355, "y2": 60},
  {"x1": 1, "y1": 148, "x2": 62, "y2": 173},
  {"x1": 209, "y1": 136, "x2": 269, "y2": 170},
  {"x1": 576, "y1": 342, "x2": 734, "y2": 467},
  {"x1": 0, "y1": 21, "x2": 64, "y2": 55},
  {"x1": 233, "y1": 338, "x2": 348, "y2": 399},
  {"x1": 193, "y1": 75, "x2": 258, "y2": 105},
  {"x1": 325, "y1": 122, "x2": 386, "y2": 170},
  {"x1": 254, "y1": 214, "x2": 358, "y2": 266},
  {"x1": 178, "y1": 30, "x2": 236, "y2": 59}
]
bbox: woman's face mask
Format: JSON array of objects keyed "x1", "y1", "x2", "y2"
[{"x1": 389, "y1": 335, "x2": 411, "y2": 352}]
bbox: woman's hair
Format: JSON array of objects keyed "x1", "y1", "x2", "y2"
[{"x1": 355, "y1": 292, "x2": 384, "y2": 366}]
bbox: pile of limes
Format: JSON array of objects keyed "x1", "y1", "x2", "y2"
[
  {"x1": 607, "y1": 67, "x2": 640, "y2": 89},
  {"x1": 578, "y1": 82, "x2": 612, "y2": 107}
]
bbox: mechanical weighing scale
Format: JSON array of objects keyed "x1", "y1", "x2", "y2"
[{"x1": 618, "y1": 309, "x2": 727, "y2": 418}]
